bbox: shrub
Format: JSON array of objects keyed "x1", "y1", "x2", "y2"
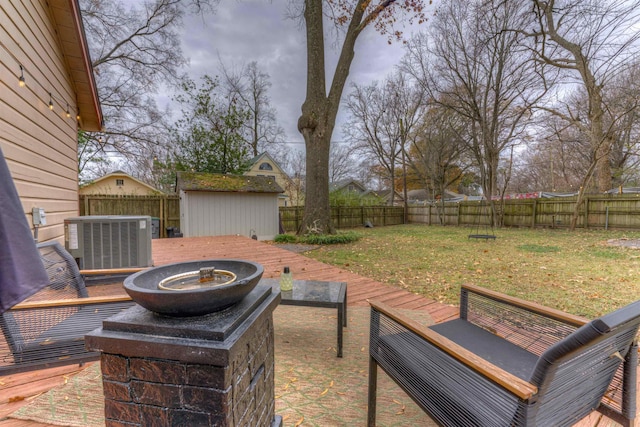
[
  {"x1": 301, "y1": 231, "x2": 360, "y2": 245},
  {"x1": 274, "y1": 234, "x2": 298, "y2": 243}
]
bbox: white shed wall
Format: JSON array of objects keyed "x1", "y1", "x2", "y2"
[{"x1": 180, "y1": 191, "x2": 279, "y2": 240}]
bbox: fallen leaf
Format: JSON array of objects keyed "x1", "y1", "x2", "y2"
[
  {"x1": 320, "y1": 388, "x2": 329, "y2": 396},
  {"x1": 294, "y1": 416, "x2": 304, "y2": 426},
  {"x1": 8, "y1": 396, "x2": 25, "y2": 403}
]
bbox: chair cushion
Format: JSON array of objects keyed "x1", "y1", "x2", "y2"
[{"x1": 430, "y1": 318, "x2": 539, "y2": 380}]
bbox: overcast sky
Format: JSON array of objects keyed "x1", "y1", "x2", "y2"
[{"x1": 177, "y1": 0, "x2": 419, "y2": 146}]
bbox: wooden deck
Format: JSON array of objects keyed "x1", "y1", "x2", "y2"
[{"x1": 0, "y1": 236, "x2": 634, "y2": 426}]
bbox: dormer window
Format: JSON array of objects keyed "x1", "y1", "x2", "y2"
[
  {"x1": 259, "y1": 162, "x2": 273, "y2": 171},
  {"x1": 116, "y1": 179, "x2": 124, "y2": 186}
]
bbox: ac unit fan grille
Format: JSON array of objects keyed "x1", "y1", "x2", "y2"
[{"x1": 82, "y1": 221, "x2": 139, "y2": 269}]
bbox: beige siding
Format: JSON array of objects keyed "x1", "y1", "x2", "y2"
[
  {"x1": 80, "y1": 176, "x2": 160, "y2": 196},
  {"x1": 181, "y1": 191, "x2": 279, "y2": 240},
  {"x1": 244, "y1": 155, "x2": 293, "y2": 207},
  {"x1": 1, "y1": 0, "x2": 80, "y2": 242}
]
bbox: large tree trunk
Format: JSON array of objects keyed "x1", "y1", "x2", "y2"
[
  {"x1": 297, "y1": 0, "x2": 366, "y2": 234},
  {"x1": 301, "y1": 121, "x2": 334, "y2": 233}
]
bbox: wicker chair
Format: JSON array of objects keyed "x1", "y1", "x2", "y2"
[
  {"x1": 368, "y1": 284, "x2": 639, "y2": 427},
  {"x1": 0, "y1": 241, "x2": 136, "y2": 375}
]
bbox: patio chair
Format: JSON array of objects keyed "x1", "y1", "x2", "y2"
[
  {"x1": 368, "y1": 284, "x2": 640, "y2": 427},
  {"x1": 0, "y1": 241, "x2": 136, "y2": 375}
]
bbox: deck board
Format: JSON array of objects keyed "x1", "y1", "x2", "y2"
[{"x1": 0, "y1": 235, "x2": 634, "y2": 426}]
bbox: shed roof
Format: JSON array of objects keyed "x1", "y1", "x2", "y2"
[{"x1": 177, "y1": 172, "x2": 284, "y2": 193}]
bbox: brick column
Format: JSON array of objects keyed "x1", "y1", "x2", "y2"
[{"x1": 86, "y1": 283, "x2": 281, "y2": 427}]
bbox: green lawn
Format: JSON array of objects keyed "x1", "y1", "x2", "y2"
[{"x1": 305, "y1": 224, "x2": 640, "y2": 318}]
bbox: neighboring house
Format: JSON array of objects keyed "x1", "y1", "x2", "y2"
[
  {"x1": 330, "y1": 179, "x2": 367, "y2": 194},
  {"x1": 407, "y1": 189, "x2": 483, "y2": 204},
  {"x1": 177, "y1": 172, "x2": 284, "y2": 240},
  {"x1": 244, "y1": 152, "x2": 296, "y2": 206},
  {"x1": 80, "y1": 171, "x2": 161, "y2": 196},
  {"x1": 375, "y1": 188, "x2": 405, "y2": 206},
  {"x1": 1, "y1": 1, "x2": 102, "y2": 243}
]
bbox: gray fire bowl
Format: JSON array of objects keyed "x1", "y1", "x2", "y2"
[{"x1": 124, "y1": 260, "x2": 264, "y2": 317}]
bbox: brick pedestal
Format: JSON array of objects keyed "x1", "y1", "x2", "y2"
[{"x1": 86, "y1": 283, "x2": 281, "y2": 427}]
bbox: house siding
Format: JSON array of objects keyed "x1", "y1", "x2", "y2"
[
  {"x1": 180, "y1": 191, "x2": 279, "y2": 240},
  {"x1": 244, "y1": 153, "x2": 295, "y2": 207},
  {"x1": 80, "y1": 175, "x2": 160, "y2": 196},
  {"x1": 1, "y1": 0, "x2": 80, "y2": 242}
]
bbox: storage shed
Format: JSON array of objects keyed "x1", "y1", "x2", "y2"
[{"x1": 177, "y1": 172, "x2": 284, "y2": 240}]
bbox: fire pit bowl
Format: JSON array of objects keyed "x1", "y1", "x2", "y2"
[{"x1": 124, "y1": 259, "x2": 264, "y2": 316}]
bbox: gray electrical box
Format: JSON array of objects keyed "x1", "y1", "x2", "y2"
[
  {"x1": 32, "y1": 207, "x2": 46, "y2": 225},
  {"x1": 64, "y1": 215, "x2": 153, "y2": 269}
]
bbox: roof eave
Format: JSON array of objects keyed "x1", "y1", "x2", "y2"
[{"x1": 49, "y1": 0, "x2": 103, "y2": 131}]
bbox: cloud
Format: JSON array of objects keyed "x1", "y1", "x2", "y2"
[{"x1": 179, "y1": 0, "x2": 408, "y2": 144}]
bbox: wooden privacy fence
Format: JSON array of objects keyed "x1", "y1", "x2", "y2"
[
  {"x1": 79, "y1": 195, "x2": 180, "y2": 238},
  {"x1": 279, "y1": 206, "x2": 405, "y2": 232},
  {"x1": 80, "y1": 194, "x2": 640, "y2": 236},
  {"x1": 409, "y1": 195, "x2": 640, "y2": 230}
]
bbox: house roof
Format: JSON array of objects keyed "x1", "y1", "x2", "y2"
[
  {"x1": 247, "y1": 152, "x2": 276, "y2": 168},
  {"x1": 177, "y1": 172, "x2": 284, "y2": 193},
  {"x1": 246, "y1": 152, "x2": 290, "y2": 176},
  {"x1": 80, "y1": 171, "x2": 161, "y2": 193},
  {"x1": 330, "y1": 179, "x2": 367, "y2": 192},
  {"x1": 48, "y1": 0, "x2": 102, "y2": 131}
]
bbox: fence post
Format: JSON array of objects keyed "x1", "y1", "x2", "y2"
[
  {"x1": 584, "y1": 197, "x2": 589, "y2": 229},
  {"x1": 531, "y1": 199, "x2": 537, "y2": 229},
  {"x1": 159, "y1": 196, "x2": 165, "y2": 238}
]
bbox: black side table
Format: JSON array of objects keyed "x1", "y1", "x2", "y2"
[{"x1": 261, "y1": 278, "x2": 347, "y2": 357}]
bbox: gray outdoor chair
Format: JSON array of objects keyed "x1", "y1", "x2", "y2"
[
  {"x1": 0, "y1": 241, "x2": 136, "y2": 375},
  {"x1": 368, "y1": 284, "x2": 639, "y2": 427}
]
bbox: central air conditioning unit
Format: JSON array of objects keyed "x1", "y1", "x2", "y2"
[{"x1": 64, "y1": 216, "x2": 153, "y2": 269}]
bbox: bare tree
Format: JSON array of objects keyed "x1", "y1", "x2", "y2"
[
  {"x1": 403, "y1": 0, "x2": 544, "y2": 225},
  {"x1": 79, "y1": 0, "x2": 216, "y2": 182},
  {"x1": 511, "y1": 110, "x2": 590, "y2": 193},
  {"x1": 605, "y1": 63, "x2": 640, "y2": 188},
  {"x1": 409, "y1": 104, "x2": 469, "y2": 223},
  {"x1": 219, "y1": 61, "x2": 285, "y2": 157},
  {"x1": 526, "y1": 0, "x2": 640, "y2": 228},
  {"x1": 344, "y1": 82, "x2": 401, "y2": 203},
  {"x1": 329, "y1": 143, "x2": 355, "y2": 183},
  {"x1": 295, "y1": 0, "x2": 429, "y2": 234},
  {"x1": 345, "y1": 72, "x2": 426, "y2": 205}
]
